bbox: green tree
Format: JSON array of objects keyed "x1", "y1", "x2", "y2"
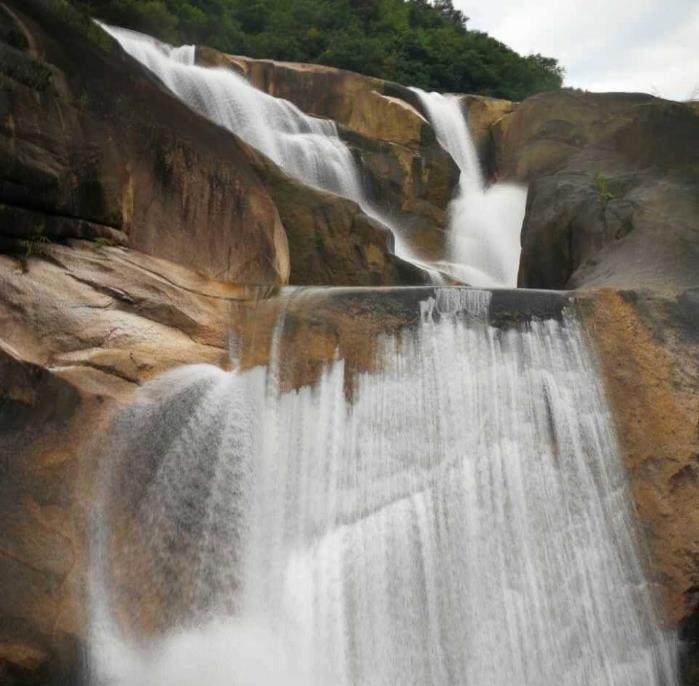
[{"x1": 69, "y1": 0, "x2": 564, "y2": 99}]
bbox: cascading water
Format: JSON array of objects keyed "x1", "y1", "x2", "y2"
[
  {"x1": 100, "y1": 24, "x2": 427, "y2": 271},
  {"x1": 100, "y1": 25, "x2": 359, "y2": 199},
  {"x1": 411, "y1": 89, "x2": 527, "y2": 287},
  {"x1": 89, "y1": 288, "x2": 678, "y2": 686}
]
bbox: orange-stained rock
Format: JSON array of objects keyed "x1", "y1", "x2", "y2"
[
  {"x1": 0, "y1": 240, "x2": 242, "y2": 682},
  {"x1": 578, "y1": 288, "x2": 699, "y2": 681}
]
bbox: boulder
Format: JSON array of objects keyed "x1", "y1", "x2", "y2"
[
  {"x1": 519, "y1": 170, "x2": 699, "y2": 290},
  {"x1": 492, "y1": 90, "x2": 691, "y2": 181},
  {"x1": 338, "y1": 127, "x2": 455, "y2": 262},
  {"x1": 250, "y1": 153, "x2": 429, "y2": 286},
  {"x1": 492, "y1": 90, "x2": 699, "y2": 290},
  {"x1": 458, "y1": 94, "x2": 517, "y2": 178}
]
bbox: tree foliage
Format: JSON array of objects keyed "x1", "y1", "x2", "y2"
[{"x1": 72, "y1": 0, "x2": 564, "y2": 99}]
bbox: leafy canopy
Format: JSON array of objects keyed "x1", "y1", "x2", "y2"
[{"x1": 72, "y1": 0, "x2": 564, "y2": 100}]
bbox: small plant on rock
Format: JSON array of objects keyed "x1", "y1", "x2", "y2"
[
  {"x1": 19, "y1": 233, "x2": 51, "y2": 259},
  {"x1": 15, "y1": 233, "x2": 52, "y2": 273},
  {"x1": 594, "y1": 171, "x2": 615, "y2": 208},
  {"x1": 93, "y1": 237, "x2": 116, "y2": 249}
]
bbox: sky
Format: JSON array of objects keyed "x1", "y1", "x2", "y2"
[{"x1": 454, "y1": 0, "x2": 699, "y2": 101}]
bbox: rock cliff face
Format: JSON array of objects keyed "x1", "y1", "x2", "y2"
[
  {"x1": 0, "y1": 1, "x2": 698, "y2": 684},
  {"x1": 578, "y1": 289, "x2": 699, "y2": 683},
  {"x1": 0, "y1": 0, "x2": 289, "y2": 285}
]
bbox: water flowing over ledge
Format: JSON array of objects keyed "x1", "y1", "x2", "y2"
[
  {"x1": 89, "y1": 287, "x2": 678, "y2": 686},
  {"x1": 101, "y1": 25, "x2": 527, "y2": 287}
]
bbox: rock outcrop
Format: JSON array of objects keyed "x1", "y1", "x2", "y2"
[
  {"x1": 491, "y1": 90, "x2": 699, "y2": 290},
  {"x1": 458, "y1": 94, "x2": 517, "y2": 179},
  {"x1": 248, "y1": 153, "x2": 428, "y2": 286},
  {"x1": 0, "y1": 238, "x2": 246, "y2": 683}
]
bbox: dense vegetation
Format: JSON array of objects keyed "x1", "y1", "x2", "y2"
[{"x1": 71, "y1": 0, "x2": 564, "y2": 100}]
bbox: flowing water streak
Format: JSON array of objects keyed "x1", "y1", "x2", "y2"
[
  {"x1": 411, "y1": 89, "x2": 527, "y2": 287},
  {"x1": 100, "y1": 24, "x2": 428, "y2": 271},
  {"x1": 90, "y1": 288, "x2": 678, "y2": 686}
]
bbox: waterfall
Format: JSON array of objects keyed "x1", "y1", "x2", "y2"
[
  {"x1": 89, "y1": 288, "x2": 678, "y2": 686},
  {"x1": 411, "y1": 90, "x2": 527, "y2": 288},
  {"x1": 100, "y1": 24, "x2": 429, "y2": 272}
]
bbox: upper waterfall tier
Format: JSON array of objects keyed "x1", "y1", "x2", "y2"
[
  {"x1": 102, "y1": 24, "x2": 529, "y2": 288},
  {"x1": 101, "y1": 24, "x2": 438, "y2": 276}
]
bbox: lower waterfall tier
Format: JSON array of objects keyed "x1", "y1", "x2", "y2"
[{"x1": 89, "y1": 288, "x2": 678, "y2": 686}]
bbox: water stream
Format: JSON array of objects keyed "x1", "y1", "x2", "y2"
[{"x1": 411, "y1": 90, "x2": 526, "y2": 287}]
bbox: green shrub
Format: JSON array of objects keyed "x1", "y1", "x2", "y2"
[
  {"x1": 93, "y1": 236, "x2": 116, "y2": 248},
  {"x1": 594, "y1": 171, "x2": 615, "y2": 208}
]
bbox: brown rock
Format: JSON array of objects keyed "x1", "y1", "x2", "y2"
[
  {"x1": 347, "y1": 89, "x2": 426, "y2": 148},
  {"x1": 458, "y1": 94, "x2": 516, "y2": 178},
  {"x1": 195, "y1": 46, "x2": 460, "y2": 251},
  {"x1": 238, "y1": 145, "x2": 430, "y2": 286},
  {"x1": 578, "y1": 288, "x2": 699, "y2": 682},
  {"x1": 493, "y1": 89, "x2": 699, "y2": 183}
]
